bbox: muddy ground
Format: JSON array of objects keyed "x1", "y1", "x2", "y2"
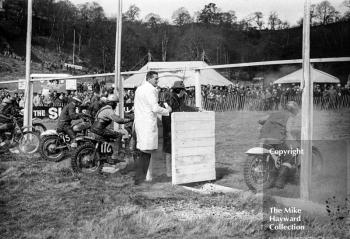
[{"x1": 0, "y1": 110, "x2": 349, "y2": 238}]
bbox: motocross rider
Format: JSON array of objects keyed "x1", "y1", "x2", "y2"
[
  {"x1": 0, "y1": 97, "x2": 19, "y2": 151},
  {"x1": 57, "y1": 96, "x2": 83, "y2": 148},
  {"x1": 90, "y1": 94, "x2": 132, "y2": 160},
  {"x1": 0, "y1": 97, "x2": 19, "y2": 130},
  {"x1": 258, "y1": 101, "x2": 299, "y2": 189}
]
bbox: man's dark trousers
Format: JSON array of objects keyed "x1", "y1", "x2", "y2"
[{"x1": 134, "y1": 151, "x2": 151, "y2": 184}]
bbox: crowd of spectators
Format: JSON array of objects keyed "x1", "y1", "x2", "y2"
[
  {"x1": 192, "y1": 82, "x2": 350, "y2": 110},
  {"x1": 1, "y1": 81, "x2": 350, "y2": 111}
]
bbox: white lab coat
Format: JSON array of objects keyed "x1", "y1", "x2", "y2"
[{"x1": 134, "y1": 81, "x2": 169, "y2": 151}]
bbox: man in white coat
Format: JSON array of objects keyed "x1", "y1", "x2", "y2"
[{"x1": 134, "y1": 71, "x2": 171, "y2": 185}]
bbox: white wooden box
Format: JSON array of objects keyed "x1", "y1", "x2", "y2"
[{"x1": 171, "y1": 111, "x2": 216, "y2": 185}]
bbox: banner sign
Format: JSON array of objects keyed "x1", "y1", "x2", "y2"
[
  {"x1": 32, "y1": 103, "x2": 134, "y2": 120},
  {"x1": 32, "y1": 106, "x2": 87, "y2": 120}
]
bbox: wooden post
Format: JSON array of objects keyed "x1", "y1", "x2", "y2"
[
  {"x1": 114, "y1": 0, "x2": 123, "y2": 129},
  {"x1": 300, "y1": 0, "x2": 312, "y2": 200},
  {"x1": 24, "y1": 0, "x2": 33, "y2": 131},
  {"x1": 73, "y1": 28, "x2": 75, "y2": 65},
  {"x1": 195, "y1": 69, "x2": 202, "y2": 109},
  {"x1": 346, "y1": 140, "x2": 350, "y2": 226}
]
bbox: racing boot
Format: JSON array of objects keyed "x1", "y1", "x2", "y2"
[
  {"x1": 70, "y1": 139, "x2": 78, "y2": 148},
  {"x1": 275, "y1": 165, "x2": 291, "y2": 189}
]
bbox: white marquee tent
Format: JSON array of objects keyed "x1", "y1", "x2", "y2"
[
  {"x1": 123, "y1": 61, "x2": 233, "y2": 88},
  {"x1": 274, "y1": 67, "x2": 340, "y2": 84}
]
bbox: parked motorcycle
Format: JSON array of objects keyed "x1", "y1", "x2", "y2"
[
  {"x1": 0, "y1": 116, "x2": 41, "y2": 154},
  {"x1": 244, "y1": 128, "x2": 323, "y2": 192},
  {"x1": 71, "y1": 124, "x2": 135, "y2": 174},
  {"x1": 39, "y1": 114, "x2": 93, "y2": 162}
]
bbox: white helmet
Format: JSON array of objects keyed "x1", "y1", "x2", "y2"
[
  {"x1": 100, "y1": 97, "x2": 107, "y2": 102},
  {"x1": 72, "y1": 96, "x2": 82, "y2": 103},
  {"x1": 106, "y1": 94, "x2": 119, "y2": 103}
]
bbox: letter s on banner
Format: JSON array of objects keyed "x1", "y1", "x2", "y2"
[{"x1": 48, "y1": 107, "x2": 58, "y2": 120}]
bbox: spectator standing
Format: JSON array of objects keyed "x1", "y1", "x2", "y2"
[
  {"x1": 162, "y1": 81, "x2": 198, "y2": 177},
  {"x1": 133, "y1": 71, "x2": 171, "y2": 185}
]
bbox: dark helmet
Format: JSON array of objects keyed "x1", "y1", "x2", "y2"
[
  {"x1": 172, "y1": 81, "x2": 186, "y2": 94},
  {"x1": 286, "y1": 101, "x2": 299, "y2": 115},
  {"x1": 172, "y1": 81, "x2": 185, "y2": 89}
]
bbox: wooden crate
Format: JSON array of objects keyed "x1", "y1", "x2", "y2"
[{"x1": 171, "y1": 112, "x2": 216, "y2": 185}]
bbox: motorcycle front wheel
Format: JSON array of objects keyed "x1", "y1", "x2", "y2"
[
  {"x1": 71, "y1": 143, "x2": 102, "y2": 174},
  {"x1": 39, "y1": 135, "x2": 66, "y2": 162},
  {"x1": 244, "y1": 154, "x2": 278, "y2": 192},
  {"x1": 18, "y1": 132, "x2": 40, "y2": 154}
]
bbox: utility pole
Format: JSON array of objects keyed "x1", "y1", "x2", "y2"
[{"x1": 24, "y1": 0, "x2": 33, "y2": 131}]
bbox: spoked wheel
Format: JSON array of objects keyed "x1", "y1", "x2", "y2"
[
  {"x1": 18, "y1": 132, "x2": 40, "y2": 154},
  {"x1": 71, "y1": 143, "x2": 101, "y2": 174},
  {"x1": 39, "y1": 135, "x2": 66, "y2": 162},
  {"x1": 244, "y1": 154, "x2": 277, "y2": 192}
]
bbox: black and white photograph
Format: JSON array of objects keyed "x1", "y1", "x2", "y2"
[{"x1": 0, "y1": 0, "x2": 349, "y2": 238}]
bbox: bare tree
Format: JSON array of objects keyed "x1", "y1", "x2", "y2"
[
  {"x1": 253, "y1": 12, "x2": 264, "y2": 30},
  {"x1": 342, "y1": 0, "x2": 350, "y2": 20},
  {"x1": 315, "y1": 1, "x2": 339, "y2": 24},
  {"x1": 267, "y1": 12, "x2": 280, "y2": 30},
  {"x1": 219, "y1": 10, "x2": 237, "y2": 25},
  {"x1": 172, "y1": 7, "x2": 192, "y2": 26},
  {"x1": 144, "y1": 13, "x2": 162, "y2": 27},
  {"x1": 124, "y1": 4, "x2": 140, "y2": 22},
  {"x1": 245, "y1": 12, "x2": 264, "y2": 29}
]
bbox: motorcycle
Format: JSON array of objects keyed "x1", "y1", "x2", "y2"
[
  {"x1": 0, "y1": 116, "x2": 41, "y2": 154},
  {"x1": 244, "y1": 127, "x2": 324, "y2": 192},
  {"x1": 71, "y1": 121, "x2": 135, "y2": 174},
  {"x1": 39, "y1": 114, "x2": 93, "y2": 162}
]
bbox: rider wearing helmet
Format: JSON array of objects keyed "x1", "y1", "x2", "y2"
[
  {"x1": 258, "y1": 101, "x2": 299, "y2": 189},
  {"x1": 0, "y1": 97, "x2": 18, "y2": 117},
  {"x1": 91, "y1": 94, "x2": 132, "y2": 160},
  {"x1": 57, "y1": 96, "x2": 83, "y2": 148}
]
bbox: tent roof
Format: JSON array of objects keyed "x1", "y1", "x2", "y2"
[
  {"x1": 274, "y1": 68, "x2": 340, "y2": 84},
  {"x1": 123, "y1": 61, "x2": 232, "y2": 88}
]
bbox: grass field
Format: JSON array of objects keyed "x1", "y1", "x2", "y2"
[{"x1": 0, "y1": 110, "x2": 349, "y2": 238}]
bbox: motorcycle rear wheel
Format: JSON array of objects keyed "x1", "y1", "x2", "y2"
[
  {"x1": 71, "y1": 142, "x2": 102, "y2": 174},
  {"x1": 39, "y1": 135, "x2": 66, "y2": 162},
  {"x1": 244, "y1": 154, "x2": 277, "y2": 192},
  {"x1": 18, "y1": 131, "x2": 40, "y2": 154}
]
